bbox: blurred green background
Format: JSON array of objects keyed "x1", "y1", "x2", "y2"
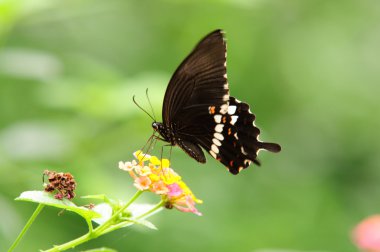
[{"x1": 1, "y1": 0, "x2": 379, "y2": 251}]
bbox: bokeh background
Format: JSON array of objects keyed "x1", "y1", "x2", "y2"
[{"x1": 1, "y1": 0, "x2": 379, "y2": 251}]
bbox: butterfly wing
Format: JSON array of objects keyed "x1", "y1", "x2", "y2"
[
  {"x1": 161, "y1": 30, "x2": 280, "y2": 174},
  {"x1": 162, "y1": 29, "x2": 229, "y2": 125},
  {"x1": 174, "y1": 96, "x2": 280, "y2": 174},
  {"x1": 197, "y1": 97, "x2": 281, "y2": 174}
]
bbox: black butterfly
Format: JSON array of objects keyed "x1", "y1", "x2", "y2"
[{"x1": 152, "y1": 29, "x2": 281, "y2": 175}]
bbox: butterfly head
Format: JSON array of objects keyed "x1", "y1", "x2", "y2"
[
  {"x1": 152, "y1": 122, "x2": 161, "y2": 132},
  {"x1": 152, "y1": 122, "x2": 173, "y2": 144}
]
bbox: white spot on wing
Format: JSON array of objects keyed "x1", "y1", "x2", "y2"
[
  {"x1": 241, "y1": 146, "x2": 248, "y2": 155},
  {"x1": 228, "y1": 106, "x2": 237, "y2": 115},
  {"x1": 220, "y1": 104, "x2": 228, "y2": 114},
  {"x1": 215, "y1": 124, "x2": 224, "y2": 132},
  {"x1": 223, "y1": 94, "x2": 229, "y2": 101},
  {"x1": 244, "y1": 159, "x2": 251, "y2": 166},
  {"x1": 211, "y1": 144, "x2": 219, "y2": 154},
  {"x1": 214, "y1": 132, "x2": 224, "y2": 141},
  {"x1": 223, "y1": 73, "x2": 227, "y2": 79},
  {"x1": 231, "y1": 115, "x2": 238, "y2": 125},
  {"x1": 209, "y1": 150, "x2": 217, "y2": 159},
  {"x1": 234, "y1": 132, "x2": 239, "y2": 140},
  {"x1": 224, "y1": 83, "x2": 229, "y2": 90},
  {"x1": 214, "y1": 114, "x2": 222, "y2": 123},
  {"x1": 212, "y1": 138, "x2": 221, "y2": 146}
]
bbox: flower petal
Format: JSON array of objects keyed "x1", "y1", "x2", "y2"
[
  {"x1": 133, "y1": 150, "x2": 151, "y2": 162},
  {"x1": 150, "y1": 156, "x2": 161, "y2": 165},
  {"x1": 135, "y1": 165, "x2": 152, "y2": 176},
  {"x1": 119, "y1": 161, "x2": 134, "y2": 171},
  {"x1": 151, "y1": 180, "x2": 169, "y2": 195},
  {"x1": 133, "y1": 176, "x2": 152, "y2": 191},
  {"x1": 161, "y1": 159, "x2": 170, "y2": 168},
  {"x1": 167, "y1": 183, "x2": 183, "y2": 197}
]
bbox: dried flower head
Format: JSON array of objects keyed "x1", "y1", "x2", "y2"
[
  {"x1": 43, "y1": 170, "x2": 77, "y2": 200},
  {"x1": 119, "y1": 150, "x2": 203, "y2": 216}
]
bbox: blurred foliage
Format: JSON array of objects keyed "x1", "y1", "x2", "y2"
[{"x1": 0, "y1": 0, "x2": 379, "y2": 251}]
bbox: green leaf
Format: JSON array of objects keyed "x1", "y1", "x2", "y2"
[
  {"x1": 81, "y1": 194, "x2": 115, "y2": 205},
  {"x1": 128, "y1": 219, "x2": 157, "y2": 230},
  {"x1": 91, "y1": 202, "x2": 157, "y2": 230},
  {"x1": 81, "y1": 248, "x2": 117, "y2": 252},
  {"x1": 81, "y1": 194, "x2": 107, "y2": 200},
  {"x1": 92, "y1": 203, "x2": 113, "y2": 225},
  {"x1": 16, "y1": 191, "x2": 101, "y2": 220},
  {"x1": 129, "y1": 203, "x2": 161, "y2": 217}
]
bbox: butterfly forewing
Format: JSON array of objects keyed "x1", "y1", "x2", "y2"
[{"x1": 162, "y1": 30, "x2": 229, "y2": 125}]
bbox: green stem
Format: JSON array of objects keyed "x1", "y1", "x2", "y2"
[
  {"x1": 42, "y1": 192, "x2": 165, "y2": 252},
  {"x1": 41, "y1": 190, "x2": 144, "y2": 252},
  {"x1": 101, "y1": 200, "x2": 165, "y2": 235},
  {"x1": 94, "y1": 190, "x2": 143, "y2": 234},
  {"x1": 43, "y1": 232, "x2": 92, "y2": 252},
  {"x1": 136, "y1": 200, "x2": 165, "y2": 220},
  {"x1": 86, "y1": 218, "x2": 93, "y2": 233},
  {"x1": 8, "y1": 204, "x2": 45, "y2": 252},
  {"x1": 101, "y1": 221, "x2": 134, "y2": 235}
]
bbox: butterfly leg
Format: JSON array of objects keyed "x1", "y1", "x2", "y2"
[
  {"x1": 139, "y1": 133, "x2": 160, "y2": 161},
  {"x1": 140, "y1": 131, "x2": 155, "y2": 154},
  {"x1": 169, "y1": 145, "x2": 173, "y2": 162},
  {"x1": 140, "y1": 131, "x2": 168, "y2": 155},
  {"x1": 159, "y1": 144, "x2": 174, "y2": 180},
  {"x1": 159, "y1": 143, "x2": 173, "y2": 167},
  {"x1": 152, "y1": 134, "x2": 167, "y2": 142}
]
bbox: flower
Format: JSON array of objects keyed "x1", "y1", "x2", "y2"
[
  {"x1": 353, "y1": 215, "x2": 380, "y2": 252},
  {"x1": 118, "y1": 160, "x2": 137, "y2": 172},
  {"x1": 151, "y1": 180, "x2": 169, "y2": 195},
  {"x1": 119, "y1": 150, "x2": 202, "y2": 216},
  {"x1": 135, "y1": 165, "x2": 152, "y2": 176},
  {"x1": 167, "y1": 183, "x2": 183, "y2": 197},
  {"x1": 133, "y1": 176, "x2": 152, "y2": 190},
  {"x1": 171, "y1": 195, "x2": 202, "y2": 216}
]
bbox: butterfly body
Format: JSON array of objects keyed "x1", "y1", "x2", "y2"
[{"x1": 152, "y1": 29, "x2": 281, "y2": 175}]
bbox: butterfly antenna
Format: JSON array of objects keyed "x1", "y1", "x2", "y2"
[
  {"x1": 145, "y1": 88, "x2": 157, "y2": 121},
  {"x1": 133, "y1": 95, "x2": 156, "y2": 121}
]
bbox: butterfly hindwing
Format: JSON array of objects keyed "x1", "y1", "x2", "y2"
[
  {"x1": 187, "y1": 97, "x2": 280, "y2": 174},
  {"x1": 177, "y1": 139, "x2": 206, "y2": 163}
]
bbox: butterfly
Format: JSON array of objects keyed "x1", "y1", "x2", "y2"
[{"x1": 152, "y1": 29, "x2": 281, "y2": 175}]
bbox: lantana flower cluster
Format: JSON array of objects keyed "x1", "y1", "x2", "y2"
[{"x1": 119, "y1": 150, "x2": 202, "y2": 216}]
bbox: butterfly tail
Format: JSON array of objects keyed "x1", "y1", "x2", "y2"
[{"x1": 258, "y1": 141, "x2": 281, "y2": 153}]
